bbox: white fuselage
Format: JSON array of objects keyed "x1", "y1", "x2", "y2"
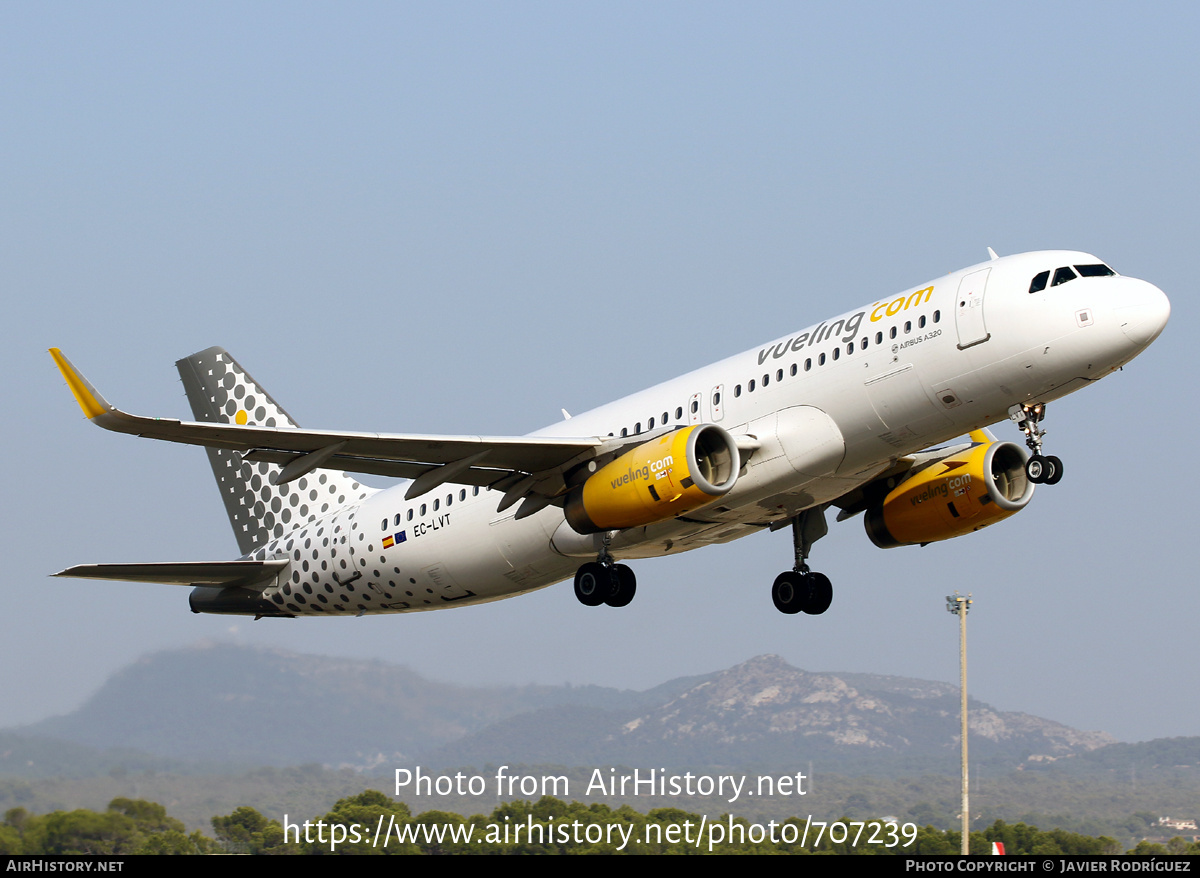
[{"x1": 253, "y1": 251, "x2": 1168, "y2": 616}]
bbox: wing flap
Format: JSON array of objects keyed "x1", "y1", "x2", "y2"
[
  {"x1": 53, "y1": 560, "x2": 288, "y2": 589},
  {"x1": 238, "y1": 449, "x2": 515, "y2": 485}
]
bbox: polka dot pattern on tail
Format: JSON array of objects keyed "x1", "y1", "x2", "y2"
[{"x1": 176, "y1": 347, "x2": 375, "y2": 556}]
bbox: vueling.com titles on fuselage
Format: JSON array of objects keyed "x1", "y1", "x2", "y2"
[{"x1": 756, "y1": 286, "x2": 935, "y2": 365}]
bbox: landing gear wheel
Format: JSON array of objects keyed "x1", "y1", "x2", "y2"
[
  {"x1": 772, "y1": 571, "x2": 810, "y2": 615},
  {"x1": 803, "y1": 572, "x2": 833, "y2": 616},
  {"x1": 1026, "y1": 454, "x2": 1049, "y2": 484},
  {"x1": 1011, "y1": 403, "x2": 1064, "y2": 486},
  {"x1": 606, "y1": 564, "x2": 637, "y2": 608},
  {"x1": 1044, "y1": 455, "x2": 1064, "y2": 485},
  {"x1": 574, "y1": 562, "x2": 611, "y2": 607}
]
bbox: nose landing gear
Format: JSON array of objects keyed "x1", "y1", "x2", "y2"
[
  {"x1": 1009, "y1": 403, "x2": 1063, "y2": 485},
  {"x1": 770, "y1": 507, "x2": 834, "y2": 616}
]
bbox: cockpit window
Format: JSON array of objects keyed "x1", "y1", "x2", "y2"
[
  {"x1": 1075, "y1": 263, "x2": 1116, "y2": 277},
  {"x1": 1029, "y1": 271, "x2": 1049, "y2": 294},
  {"x1": 1051, "y1": 266, "x2": 1077, "y2": 287}
]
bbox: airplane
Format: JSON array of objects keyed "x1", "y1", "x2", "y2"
[{"x1": 50, "y1": 249, "x2": 1169, "y2": 619}]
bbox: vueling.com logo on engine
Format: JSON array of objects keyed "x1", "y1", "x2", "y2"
[
  {"x1": 610, "y1": 455, "x2": 674, "y2": 490},
  {"x1": 909, "y1": 474, "x2": 971, "y2": 506}
]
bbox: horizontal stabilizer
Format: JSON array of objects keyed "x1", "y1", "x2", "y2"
[{"x1": 53, "y1": 560, "x2": 288, "y2": 589}]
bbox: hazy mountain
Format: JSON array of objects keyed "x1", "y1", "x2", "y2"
[
  {"x1": 14, "y1": 644, "x2": 1117, "y2": 776},
  {"x1": 429, "y1": 655, "x2": 1114, "y2": 774},
  {"x1": 22, "y1": 642, "x2": 655, "y2": 769}
]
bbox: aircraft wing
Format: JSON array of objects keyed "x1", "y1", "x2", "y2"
[
  {"x1": 50, "y1": 349, "x2": 605, "y2": 506},
  {"x1": 829, "y1": 436, "x2": 983, "y2": 520},
  {"x1": 53, "y1": 560, "x2": 288, "y2": 589}
]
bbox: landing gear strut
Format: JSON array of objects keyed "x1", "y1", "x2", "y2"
[
  {"x1": 1009, "y1": 403, "x2": 1063, "y2": 485},
  {"x1": 573, "y1": 531, "x2": 637, "y2": 608},
  {"x1": 771, "y1": 508, "x2": 834, "y2": 616}
]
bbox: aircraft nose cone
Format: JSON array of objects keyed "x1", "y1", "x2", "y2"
[{"x1": 1116, "y1": 281, "x2": 1171, "y2": 348}]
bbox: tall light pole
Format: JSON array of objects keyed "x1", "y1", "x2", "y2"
[{"x1": 946, "y1": 592, "x2": 972, "y2": 855}]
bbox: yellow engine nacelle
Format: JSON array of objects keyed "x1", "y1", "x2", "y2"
[
  {"x1": 565, "y1": 424, "x2": 740, "y2": 534},
  {"x1": 864, "y1": 441, "x2": 1034, "y2": 548}
]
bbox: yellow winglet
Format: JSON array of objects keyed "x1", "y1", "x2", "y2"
[{"x1": 49, "y1": 348, "x2": 112, "y2": 420}]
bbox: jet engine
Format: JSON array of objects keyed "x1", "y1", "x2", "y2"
[
  {"x1": 564, "y1": 424, "x2": 740, "y2": 534},
  {"x1": 864, "y1": 440, "x2": 1033, "y2": 548}
]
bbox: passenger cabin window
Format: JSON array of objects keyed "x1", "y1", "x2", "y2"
[
  {"x1": 734, "y1": 384, "x2": 742, "y2": 397},
  {"x1": 1029, "y1": 270, "x2": 1050, "y2": 294},
  {"x1": 675, "y1": 407, "x2": 684, "y2": 420},
  {"x1": 1052, "y1": 266, "x2": 1077, "y2": 287}
]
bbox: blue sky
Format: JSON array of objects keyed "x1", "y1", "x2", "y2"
[{"x1": 2, "y1": 2, "x2": 1196, "y2": 744}]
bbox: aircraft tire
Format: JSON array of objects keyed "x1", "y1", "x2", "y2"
[
  {"x1": 1026, "y1": 454, "x2": 1049, "y2": 484},
  {"x1": 771, "y1": 571, "x2": 809, "y2": 615},
  {"x1": 606, "y1": 564, "x2": 637, "y2": 608},
  {"x1": 574, "y1": 562, "x2": 610, "y2": 607},
  {"x1": 1044, "y1": 455, "x2": 1064, "y2": 485},
  {"x1": 803, "y1": 572, "x2": 833, "y2": 615}
]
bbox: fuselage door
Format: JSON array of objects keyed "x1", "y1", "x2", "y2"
[
  {"x1": 329, "y1": 508, "x2": 360, "y2": 590},
  {"x1": 688, "y1": 392, "x2": 703, "y2": 424},
  {"x1": 955, "y1": 267, "x2": 992, "y2": 349},
  {"x1": 710, "y1": 385, "x2": 725, "y2": 422}
]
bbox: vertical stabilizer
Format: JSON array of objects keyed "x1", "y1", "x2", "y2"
[{"x1": 176, "y1": 347, "x2": 374, "y2": 556}]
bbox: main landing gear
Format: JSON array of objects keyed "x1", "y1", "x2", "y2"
[
  {"x1": 573, "y1": 532, "x2": 637, "y2": 608},
  {"x1": 771, "y1": 508, "x2": 834, "y2": 616},
  {"x1": 1009, "y1": 403, "x2": 1063, "y2": 485}
]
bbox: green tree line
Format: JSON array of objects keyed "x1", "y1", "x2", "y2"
[{"x1": 2, "y1": 791, "x2": 1197, "y2": 855}]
